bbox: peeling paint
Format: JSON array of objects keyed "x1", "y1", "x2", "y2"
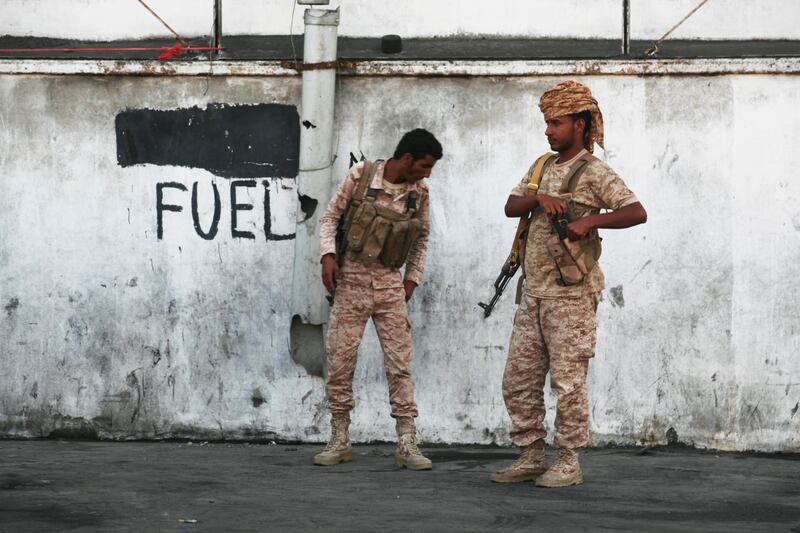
[
  {"x1": 289, "y1": 316, "x2": 325, "y2": 378},
  {"x1": 298, "y1": 194, "x2": 318, "y2": 222}
]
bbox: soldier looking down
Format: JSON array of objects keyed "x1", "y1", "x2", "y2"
[{"x1": 314, "y1": 128, "x2": 442, "y2": 471}]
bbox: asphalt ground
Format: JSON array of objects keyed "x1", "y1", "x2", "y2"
[{"x1": 1, "y1": 441, "x2": 799, "y2": 532}]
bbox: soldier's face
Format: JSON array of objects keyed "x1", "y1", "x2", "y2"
[
  {"x1": 545, "y1": 115, "x2": 581, "y2": 153},
  {"x1": 399, "y1": 154, "x2": 437, "y2": 183}
]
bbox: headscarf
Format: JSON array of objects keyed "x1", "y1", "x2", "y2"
[{"x1": 539, "y1": 80, "x2": 604, "y2": 152}]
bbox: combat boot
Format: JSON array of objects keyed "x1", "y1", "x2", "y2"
[
  {"x1": 313, "y1": 412, "x2": 353, "y2": 466},
  {"x1": 535, "y1": 448, "x2": 583, "y2": 487},
  {"x1": 490, "y1": 440, "x2": 548, "y2": 483},
  {"x1": 394, "y1": 418, "x2": 432, "y2": 470}
]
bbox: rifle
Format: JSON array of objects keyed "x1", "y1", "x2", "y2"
[
  {"x1": 478, "y1": 215, "x2": 530, "y2": 318},
  {"x1": 478, "y1": 152, "x2": 555, "y2": 318}
]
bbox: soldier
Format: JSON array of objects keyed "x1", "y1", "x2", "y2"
[
  {"x1": 492, "y1": 81, "x2": 647, "y2": 487},
  {"x1": 314, "y1": 129, "x2": 442, "y2": 470}
]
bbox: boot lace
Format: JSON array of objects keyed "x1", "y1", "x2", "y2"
[
  {"x1": 504, "y1": 446, "x2": 545, "y2": 471},
  {"x1": 324, "y1": 419, "x2": 350, "y2": 452},
  {"x1": 398, "y1": 433, "x2": 422, "y2": 457},
  {"x1": 550, "y1": 450, "x2": 578, "y2": 474}
]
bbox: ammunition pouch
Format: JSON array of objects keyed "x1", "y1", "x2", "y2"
[
  {"x1": 380, "y1": 217, "x2": 422, "y2": 268},
  {"x1": 547, "y1": 216, "x2": 602, "y2": 286},
  {"x1": 345, "y1": 201, "x2": 378, "y2": 253}
]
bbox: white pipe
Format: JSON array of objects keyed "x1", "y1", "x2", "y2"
[{"x1": 291, "y1": 7, "x2": 340, "y2": 326}]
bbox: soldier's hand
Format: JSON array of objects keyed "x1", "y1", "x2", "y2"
[
  {"x1": 566, "y1": 216, "x2": 595, "y2": 241},
  {"x1": 321, "y1": 254, "x2": 341, "y2": 293},
  {"x1": 537, "y1": 194, "x2": 567, "y2": 218},
  {"x1": 403, "y1": 280, "x2": 417, "y2": 302}
]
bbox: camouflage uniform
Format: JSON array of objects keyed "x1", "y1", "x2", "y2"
[
  {"x1": 319, "y1": 161, "x2": 430, "y2": 418},
  {"x1": 503, "y1": 149, "x2": 638, "y2": 449}
]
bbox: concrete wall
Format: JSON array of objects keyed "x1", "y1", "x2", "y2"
[
  {"x1": 1, "y1": 67, "x2": 799, "y2": 452},
  {"x1": 3, "y1": 0, "x2": 800, "y2": 40}
]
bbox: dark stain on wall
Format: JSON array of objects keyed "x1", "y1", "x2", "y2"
[
  {"x1": 251, "y1": 390, "x2": 266, "y2": 408},
  {"x1": 666, "y1": 427, "x2": 679, "y2": 445},
  {"x1": 609, "y1": 285, "x2": 625, "y2": 308},
  {"x1": 4, "y1": 297, "x2": 20, "y2": 317},
  {"x1": 115, "y1": 103, "x2": 300, "y2": 178}
]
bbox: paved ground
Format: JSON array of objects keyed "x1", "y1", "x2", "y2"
[{"x1": 1, "y1": 441, "x2": 799, "y2": 532}]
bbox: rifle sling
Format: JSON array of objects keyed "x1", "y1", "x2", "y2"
[{"x1": 507, "y1": 153, "x2": 556, "y2": 269}]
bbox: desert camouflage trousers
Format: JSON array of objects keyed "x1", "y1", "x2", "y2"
[
  {"x1": 502, "y1": 290, "x2": 599, "y2": 450},
  {"x1": 325, "y1": 280, "x2": 418, "y2": 418}
]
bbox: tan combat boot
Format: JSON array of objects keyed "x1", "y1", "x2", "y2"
[
  {"x1": 491, "y1": 440, "x2": 548, "y2": 483},
  {"x1": 313, "y1": 412, "x2": 353, "y2": 466},
  {"x1": 535, "y1": 448, "x2": 583, "y2": 487},
  {"x1": 394, "y1": 418, "x2": 432, "y2": 470}
]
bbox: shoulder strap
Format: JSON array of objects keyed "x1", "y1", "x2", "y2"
[
  {"x1": 526, "y1": 152, "x2": 556, "y2": 195},
  {"x1": 406, "y1": 191, "x2": 418, "y2": 214},
  {"x1": 559, "y1": 152, "x2": 598, "y2": 196},
  {"x1": 354, "y1": 160, "x2": 379, "y2": 201},
  {"x1": 502, "y1": 153, "x2": 556, "y2": 273}
]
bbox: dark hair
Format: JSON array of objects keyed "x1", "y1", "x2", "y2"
[
  {"x1": 393, "y1": 128, "x2": 443, "y2": 160},
  {"x1": 570, "y1": 111, "x2": 592, "y2": 149}
]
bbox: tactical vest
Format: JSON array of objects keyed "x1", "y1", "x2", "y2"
[{"x1": 340, "y1": 160, "x2": 422, "y2": 269}]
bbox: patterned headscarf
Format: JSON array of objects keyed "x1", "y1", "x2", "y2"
[{"x1": 539, "y1": 80, "x2": 604, "y2": 152}]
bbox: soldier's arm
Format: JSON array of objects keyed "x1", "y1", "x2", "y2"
[
  {"x1": 504, "y1": 163, "x2": 566, "y2": 218},
  {"x1": 403, "y1": 188, "x2": 430, "y2": 300},
  {"x1": 319, "y1": 165, "x2": 361, "y2": 291},
  {"x1": 565, "y1": 163, "x2": 647, "y2": 240},
  {"x1": 319, "y1": 165, "x2": 360, "y2": 258},
  {"x1": 566, "y1": 202, "x2": 647, "y2": 241},
  {"x1": 505, "y1": 194, "x2": 567, "y2": 218}
]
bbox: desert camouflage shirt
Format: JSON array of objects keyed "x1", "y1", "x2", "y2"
[
  {"x1": 320, "y1": 160, "x2": 431, "y2": 288},
  {"x1": 510, "y1": 149, "x2": 638, "y2": 299}
]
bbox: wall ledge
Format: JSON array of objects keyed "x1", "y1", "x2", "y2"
[{"x1": 2, "y1": 57, "x2": 800, "y2": 77}]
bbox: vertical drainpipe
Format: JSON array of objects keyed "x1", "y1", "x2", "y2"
[
  {"x1": 622, "y1": 0, "x2": 631, "y2": 56},
  {"x1": 291, "y1": 6, "x2": 340, "y2": 326},
  {"x1": 213, "y1": 0, "x2": 223, "y2": 55}
]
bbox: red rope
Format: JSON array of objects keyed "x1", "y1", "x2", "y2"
[{"x1": 0, "y1": 44, "x2": 223, "y2": 60}]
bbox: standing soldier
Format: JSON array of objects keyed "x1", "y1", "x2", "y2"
[
  {"x1": 314, "y1": 129, "x2": 442, "y2": 470},
  {"x1": 492, "y1": 81, "x2": 647, "y2": 487}
]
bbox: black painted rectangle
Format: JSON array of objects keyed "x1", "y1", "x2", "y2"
[{"x1": 116, "y1": 103, "x2": 299, "y2": 178}]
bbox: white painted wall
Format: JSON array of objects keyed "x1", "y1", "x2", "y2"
[
  {"x1": 3, "y1": 0, "x2": 800, "y2": 40},
  {"x1": 0, "y1": 68, "x2": 798, "y2": 451},
  {"x1": 1, "y1": 0, "x2": 214, "y2": 41}
]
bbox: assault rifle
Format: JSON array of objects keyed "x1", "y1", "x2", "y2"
[
  {"x1": 478, "y1": 153, "x2": 556, "y2": 318},
  {"x1": 478, "y1": 215, "x2": 530, "y2": 318},
  {"x1": 478, "y1": 262, "x2": 520, "y2": 318}
]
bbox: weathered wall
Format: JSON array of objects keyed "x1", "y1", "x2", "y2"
[
  {"x1": 3, "y1": 0, "x2": 800, "y2": 40},
  {"x1": 0, "y1": 70, "x2": 798, "y2": 451}
]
